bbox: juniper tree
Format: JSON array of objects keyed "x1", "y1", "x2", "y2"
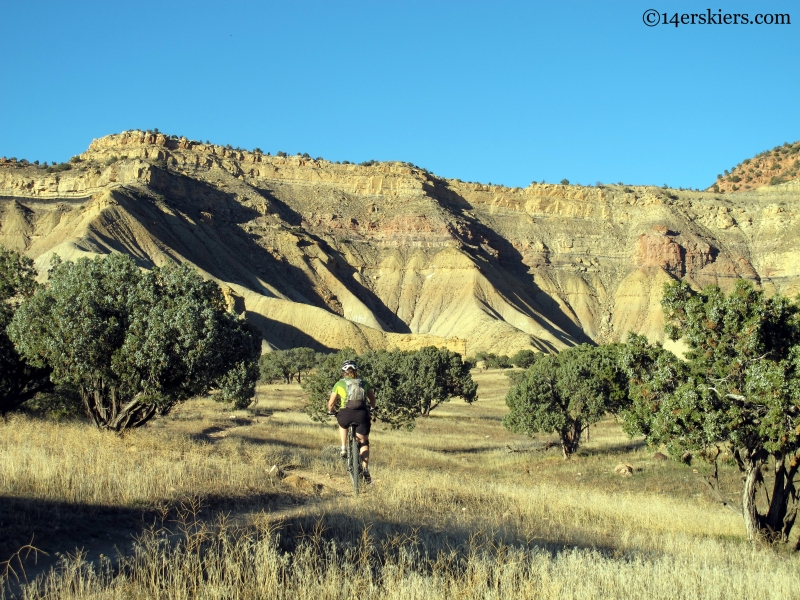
[
  {"x1": 9, "y1": 254, "x2": 260, "y2": 430},
  {"x1": 622, "y1": 280, "x2": 800, "y2": 546},
  {"x1": 259, "y1": 347, "x2": 318, "y2": 383},
  {"x1": 304, "y1": 346, "x2": 477, "y2": 429},
  {"x1": 0, "y1": 246, "x2": 52, "y2": 415},
  {"x1": 504, "y1": 344, "x2": 628, "y2": 459}
]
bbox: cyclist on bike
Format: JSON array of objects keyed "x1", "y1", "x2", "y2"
[{"x1": 328, "y1": 360, "x2": 376, "y2": 484}]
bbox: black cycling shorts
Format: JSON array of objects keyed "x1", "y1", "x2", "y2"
[{"x1": 336, "y1": 408, "x2": 371, "y2": 437}]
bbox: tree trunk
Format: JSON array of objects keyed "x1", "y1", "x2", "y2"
[
  {"x1": 740, "y1": 449, "x2": 767, "y2": 543},
  {"x1": 765, "y1": 452, "x2": 789, "y2": 540},
  {"x1": 775, "y1": 451, "x2": 800, "y2": 542},
  {"x1": 560, "y1": 420, "x2": 581, "y2": 459},
  {"x1": 82, "y1": 385, "x2": 159, "y2": 432}
]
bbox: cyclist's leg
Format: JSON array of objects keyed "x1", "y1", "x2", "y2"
[
  {"x1": 356, "y1": 433, "x2": 369, "y2": 467},
  {"x1": 335, "y1": 411, "x2": 350, "y2": 456}
]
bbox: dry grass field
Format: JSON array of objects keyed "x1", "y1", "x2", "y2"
[{"x1": 1, "y1": 370, "x2": 798, "y2": 599}]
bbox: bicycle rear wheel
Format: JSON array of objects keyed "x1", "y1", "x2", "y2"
[{"x1": 348, "y1": 425, "x2": 360, "y2": 497}]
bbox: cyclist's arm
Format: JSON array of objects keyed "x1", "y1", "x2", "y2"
[
  {"x1": 328, "y1": 391, "x2": 339, "y2": 413},
  {"x1": 367, "y1": 389, "x2": 376, "y2": 409}
]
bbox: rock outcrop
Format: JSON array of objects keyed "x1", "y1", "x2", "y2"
[
  {"x1": 710, "y1": 140, "x2": 800, "y2": 193},
  {"x1": 2, "y1": 131, "x2": 800, "y2": 355}
]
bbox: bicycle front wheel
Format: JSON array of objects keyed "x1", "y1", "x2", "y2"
[{"x1": 348, "y1": 427, "x2": 360, "y2": 497}]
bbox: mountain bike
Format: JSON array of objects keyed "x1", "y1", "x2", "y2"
[
  {"x1": 345, "y1": 421, "x2": 363, "y2": 497},
  {"x1": 329, "y1": 411, "x2": 371, "y2": 497}
]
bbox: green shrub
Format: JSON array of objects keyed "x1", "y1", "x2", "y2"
[
  {"x1": 45, "y1": 162, "x2": 72, "y2": 174},
  {"x1": 22, "y1": 385, "x2": 83, "y2": 421},
  {"x1": 304, "y1": 347, "x2": 477, "y2": 429},
  {"x1": 1, "y1": 246, "x2": 52, "y2": 416},
  {"x1": 259, "y1": 348, "x2": 319, "y2": 384},
  {"x1": 9, "y1": 254, "x2": 260, "y2": 429},
  {"x1": 504, "y1": 344, "x2": 627, "y2": 459}
]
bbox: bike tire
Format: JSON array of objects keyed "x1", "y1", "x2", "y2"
[{"x1": 348, "y1": 425, "x2": 360, "y2": 497}]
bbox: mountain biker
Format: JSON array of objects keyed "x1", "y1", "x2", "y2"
[{"x1": 328, "y1": 360, "x2": 376, "y2": 484}]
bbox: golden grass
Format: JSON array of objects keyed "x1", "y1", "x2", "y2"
[{"x1": 1, "y1": 370, "x2": 798, "y2": 599}]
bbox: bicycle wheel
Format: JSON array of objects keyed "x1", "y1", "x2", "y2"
[{"x1": 348, "y1": 425, "x2": 360, "y2": 497}]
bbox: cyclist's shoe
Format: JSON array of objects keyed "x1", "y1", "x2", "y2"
[
  {"x1": 340, "y1": 447, "x2": 347, "y2": 459},
  {"x1": 362, "y1": 468, "x2": 372, "y2": 485}
]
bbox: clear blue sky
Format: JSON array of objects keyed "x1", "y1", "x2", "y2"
[{"x1": 1, "y1": 1, "x2": 797, "y2": 190}]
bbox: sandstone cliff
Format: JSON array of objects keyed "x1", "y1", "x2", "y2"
[{"x1": 2, "y1": 131, "x2": 799, "y2": 355}]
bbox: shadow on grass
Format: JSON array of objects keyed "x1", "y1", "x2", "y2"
[
  {"x1": 577, "y1": 439, "x2": 648, "y2": 457},
  {"x1": 0, "y1": 488, "x2": 294, "y2": 592},
  {"x1": 271, "y1": 509, "x2": 624, "y2": 567},
  {"x1": 432, "y1": 446, "x2": 504, "y2": 455}
]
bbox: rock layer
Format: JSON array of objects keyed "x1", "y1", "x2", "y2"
[{"x1": 2, "y1": 131, "x2": 799, "y2": 355}]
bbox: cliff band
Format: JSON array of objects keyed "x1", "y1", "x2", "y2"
[{"x1": 2, "y1": 131, "x2": 799, "y2": 355}]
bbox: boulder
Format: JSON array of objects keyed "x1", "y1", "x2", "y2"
[{"x1": 614, "y1": 463, "x2": 633, "y2": 477}]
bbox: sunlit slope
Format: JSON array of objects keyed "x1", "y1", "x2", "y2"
[{"x1": 2, "y1": 131, "x2": 799, "y2": 353}]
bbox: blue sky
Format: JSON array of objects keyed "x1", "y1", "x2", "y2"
[{"x1": 1, "y1": 1, "x2": 797, "y2": 190}]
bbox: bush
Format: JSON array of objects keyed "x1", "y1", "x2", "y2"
[
  {"x1": 21, "y1": 385, "x2": 83, "y2": 420},
  {"x1": 9, "y1": 254, "x2": 261, "y2": 429},
  {"x1": 259, "y1": 348, "x2": 318, "y2": 384},
  {"x1": 510, "y1": 349, "x2": 537, "y2": 368},
  {"x1": 45, "y1": 163, "x2": 72, "y2": 174},
  {"x1": 622, "y1": 281, "x2": 800, "y2": 545},
  {"x1": 560, "y1": 179, "x2": 569, "y2": 185},
  {"x1": 1, "y1": 247, "x2": 53, "y2": 415},
  {"x1": 485, "y1": 354, "x2": 512, "y2": 369},
  {"x1": 104, "y1": 156, "x2": 118, "y2": 166},
  {"x1": 473, "y1": 352, "x2": 512, "y2": 369},
  {"x1": 304, "y1": 347, "x2": 477, "y2": 429},
  {"x1": 504, "y1": 344, "x2": 627, "y2": 458}
]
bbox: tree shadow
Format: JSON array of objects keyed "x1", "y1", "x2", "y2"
[
  {"x1": 433, "y1": 446, "x2": 503, "y2": 455},
  {"x1": 271, "y1": 509, "x2": 630, "y2": 565},
  {"x1": 578, "y1": 438, "x2": 648, "y2": 457},
  {"x1": 0, "y1": 488, "x2": 293, "y2": 593}
]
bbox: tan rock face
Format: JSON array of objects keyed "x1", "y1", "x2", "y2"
[
  {"x1": 2, "y1": 130, "x2": 799, "y2": 355},
  {"x1": 636, "y1": 229, "x2": 683, "y2": 275}
]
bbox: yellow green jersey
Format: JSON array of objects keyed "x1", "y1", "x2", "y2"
[{"x1": 332, "y1": 378, "x2": 371, "y2": 410}]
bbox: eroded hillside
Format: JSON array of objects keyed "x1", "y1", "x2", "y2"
[
  {"x1": 710, "y1": 140, "x2": 800, "y2": 193},
  {"x1": 2, "y1": 131, "x2": 799, "y2": 355}
]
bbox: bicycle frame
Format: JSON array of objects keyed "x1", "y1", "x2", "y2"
[{"x1": 346, "y1": 422, "x2": 362, "y2": 497}]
